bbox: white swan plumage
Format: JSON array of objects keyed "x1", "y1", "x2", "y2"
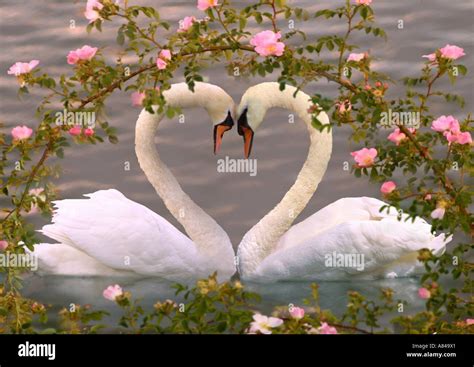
[
  {"x1": 233, "y1": 82, "x2": 451, "y2": 282},
  {"x1": 33, "y1": 82, "x2": 236, "y2": 282}
]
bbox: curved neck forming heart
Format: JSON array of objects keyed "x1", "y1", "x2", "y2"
[
  {"x1": 237, "y1": 83, "x2": 333, "y2": 278},
  {"x1": 134, "y1": 83, "x2": 235, "y2": 265}
]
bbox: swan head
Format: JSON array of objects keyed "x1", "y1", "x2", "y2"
[
  {"x1": 203, "y1": 86, "x2": 235, "y2": 155},
  {"x1": 234, "y1": 85, "x2": 271, "y2": 158},
  {"x1": 162, "y1": 82, "x2": 235, "y2": 154}
]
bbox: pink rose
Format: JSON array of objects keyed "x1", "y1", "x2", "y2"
[
  {"x1": 67, "y1": 52, "x2": 80, "y2": 65},
  {"x1": 67, "y1": 45, "x2": 98, "y2": 65},
  {"x1": 387, "y1": 128, "x2": 407, "y2": 145},
  {"x1": 422, "y1": 53, "x2": 436, "y2": 62},
  {"x1": 439, "y1": 44, "x2": 465, "y2": 60},
  {"x1": 418, "y1": 287, "x2": 431, "y2": 299},
  {"x1": 347, "y1": 53, "x2": 366, "y2": 62},
  {"x1": 351, "y1": 147, "x2": 377, "y2": 167},
  {"x1": 455, "y1": 131, "x2": 472, "y2": 145},
  {"x1": 317, "y1": 322, "x2": 338, "y2": 334},
  {"x1": 178, "y1": 16, "x2": 196, "y2": 32},
  {"x1": 0, "y1": 241, "x2": 8, "y2": 251},
  {"x1": 131, "y1": 91, "x2": 146, "y2": 106},
  {"x1": 430, "y1": 208, "x2": 445, "y2": 220},
  {"x1": 466, "y1": 319, "x2": 474, "y2": 326},
  {"x1": 444, "y1": 130, "x2": 472, "y2": 145},
  {"x1": 289, "y1": 307, "x2": 305, "y2": 320},
  {"x1": 432, "y1": 115, "x2": 471, "y2": 145},
  {"x1": 7, "y1": 60, "x2": 39, "y2": 76},
  {"x1": 76, "y1": 45, "x2": 98, "y2": 60},
  {"x1": 156, "y1": 58, "x2": 167, "y2": 70},
  {"x1": 380, "y1": 181, "x2": 396, "y2": 194},
  {"x1": 68, "y1": 126, "x2": 82, "y2": 136},
  {"x1": 248, "y1": 314, "x2": 283, "y2": 334},
  {"x1": 159, "y1": 49, "x2": 172, "y2": 61},
  {"x1": 250, "y1": 30, "x2": 286, "y2": 57},
  {"x1": 424, "y1": 194, "x2": 432, "y2": 200},
  {"x1": 103, "y1": 284, "x2": 123, "y2": 301},
  {"x1": 355, "y1": 0, "x2": 372, "y2": 5},
  {"x1": 197, "y1": 0, "x2": 219, "y2": 11},
  {"x1": 444, "y1": 131, "x2": 458, "y2": 144},
  {"x1": 84, "y1": 128, "x2": 95, "y2": 137},
  {"x1": 336, "y1": 100, "x2": 352, "y2": 114},
  {"x1": 11, "y1": 125, "x2": 33, "y2": 141},
  {"x1": 431, "y1": 115, "x2": 459, "y2": 132},
  {"x1": 84, "y1": 0, "x2": 103, "y2": 23}
]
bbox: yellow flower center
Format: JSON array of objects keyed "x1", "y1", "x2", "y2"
[
  {"x1": 362, "y1": 156, "x2": 373, "y2": 165},
  {"x1": 266, "y1": 44, "x2": 277, "y2": 53}
]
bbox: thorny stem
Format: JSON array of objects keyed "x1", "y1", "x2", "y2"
[
  {"x1": 216, "y1": 5, "x2": 239, "y2": 45},
  {"x1": 2, "y1": 139, "x2": 55, "y2": 223},
  {"x1": 79, "y1": 45, "x2": 255, "y2": 108},
  {"x1": 7, "y1": 272, "x2": 22, "y2": 333},
  {"x1": 337, "y1": 7, "x2": 354, "y2": 77},
  {"x1": 269, "y1": 0, "x2": 279, "y2": 33},
  {"x1": 396, "y1": 69, "x2": 469, "y2": 220},
  {"x1": 116, "y1": 13, "x2": 163, "y2": 48}
]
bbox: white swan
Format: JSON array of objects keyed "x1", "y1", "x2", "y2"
[
  {"x1": 232, "y1": 82, "x2": 450, "y2": 282},
  {"x1": 33, "y1": 82, "x2": 236, "y2": 282}
]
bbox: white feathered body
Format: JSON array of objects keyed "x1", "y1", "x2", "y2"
[
  {"x1": 35, "y1": 189, "x2": 234, "y2": 281},
  {"x1": 235, "y1": 83, "x2": 450, "y2": 282},
  {"x1": 33, "y1": 83, "x2": 237, "y2": 282},
  {"x1": 238, "y1": 197, "x2": 450, "y2": 282}
]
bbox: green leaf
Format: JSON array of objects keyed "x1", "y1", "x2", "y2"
[
  {"x1": 117, "y1": 29, "x2": 125, "y2": 46},
  {"x1": 455, "y1": 64, "x2": 467, "y2": 76},
  {"x1": 275, "y1": 0, "x2": 286, "y2": 8},
  {"x1": 239, "y1": 17, "x2": 247, "y2": 30}
]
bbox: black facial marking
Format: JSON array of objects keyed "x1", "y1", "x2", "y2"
[
  {"x1": 237, "y1": 108, "x2": 249, "y2": 136},
  {"x1": 222, "y1": 111, "x2": 234, "y2": 128}
]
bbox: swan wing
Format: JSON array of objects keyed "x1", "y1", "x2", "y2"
[
  {"x1": 31, "y1": 243, "x2": 130, "y2": 276},
  {"x1": 254, "y1": 216, "x2": 450, "y2": 282},
  {"x1": 276, "y1": 197, "x2": 429, "y2": 251},
  {"x1": 40, "y1": 189, "x2": 210, "y2": 280}
]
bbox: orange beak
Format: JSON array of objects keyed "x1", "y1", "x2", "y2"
[
  {"x1": 213, "y1": 111, "x2": 234, "y2": 154},
  {"x1": 241, "y1": 126, "x2": 254, "y2": 159},
  {"x1": 214, "y1": 124, "x2": 232, "y2": 154}
]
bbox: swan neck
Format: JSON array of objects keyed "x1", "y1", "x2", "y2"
[
  {"x1": 134, "y1": 84, "x2": 235, "y2": 269},
  {"x1": 238, "y1": 85, "x2": 332, "y2": 278}
]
